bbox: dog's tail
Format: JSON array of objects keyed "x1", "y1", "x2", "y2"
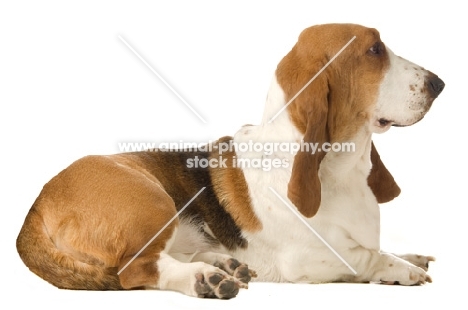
[{"x1": 16, "y1": 203, "x2": 122, "y2": 290}]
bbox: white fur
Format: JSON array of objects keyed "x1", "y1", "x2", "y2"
[
  {"x1": 224, "y1": 73, "x2": 429, "y2": 284},
  {"x1": 165, "y1": 53, "x2": 433, "y2": 292},
  {"x1": 372, "y1": 48, "x2": 433, "y2": 133}
]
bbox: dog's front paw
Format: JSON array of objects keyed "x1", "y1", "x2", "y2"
[
  {"x1": 377, "y1": 258, "x2": 432, "y2": 285},
  {"x1": 398, "y1": 254, "x2": 435, "y2": 271}
]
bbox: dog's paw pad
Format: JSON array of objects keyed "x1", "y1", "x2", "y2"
[
  {"x1": 217, "y1": 279, "x2": 239, "y2": 298},
  {"x1": 215, "y1": 258, "x2": 257, "y2": 284},
  {"x1": 195, "y1": 273, "x2": 215, "y2": 298},
  {"x1": 233, "y1": 263, "x2": 257, "y2": 284},
  {"x1": 194, "y1": 271, "x2": 242, "y2": 299}
]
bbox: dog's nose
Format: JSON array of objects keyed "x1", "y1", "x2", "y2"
[{"x1": 427, "y1": 73, "x2": 445, "y2": 98}]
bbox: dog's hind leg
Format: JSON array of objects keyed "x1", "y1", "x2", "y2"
[
  {"x1": 191, "y1": 252, "x2": 257, "y2": 284},
  {"x1": 153, "y1": 253, "x2": 247, "y2": 299}
]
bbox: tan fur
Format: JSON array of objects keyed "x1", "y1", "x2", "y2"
[
  {"x1": 16, "y1": 142, "x2": 259, "y2": 290},
  {"x1": 276, "y1": 24, "x2": 396, "y2": 217},
  {"x1": 16, "y1": 24, "x2": 407, "y2": 292},
  {"x1": 17, "y1": 155, "x2": 179, "y2": 289},
  {"x1": 210, "y1": 137, "x2": 262, "y2": 232}
]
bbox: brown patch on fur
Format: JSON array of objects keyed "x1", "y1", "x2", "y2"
[
  {"x1": 136, "y1": 150, "x2": 248, "y2": 250},
  {"x1": 410, "y1": 85, "x2": 415, "y2": 91},
  {"x1": 17, "y1": 207, "x2": 124, "y2": 290},
  {"x1": 210, "y1": 137, "x2": 262, "y2": 232},
  {"x1": 17, "y1": 155, "x2": 178, "y2": 290},
  {"x1": 276, "y1": 24, "x2": 391, "y2": 217},
  {"x1": 17, "y1": 144, "x2": 256, "y2": 290},
  {"x1": 118, "y1": 255, "x2": 162, "y2": 289},
  {"x1": 368, "y1": 142, "x2": 401, "y2": 203}
]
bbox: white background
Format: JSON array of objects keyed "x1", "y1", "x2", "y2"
[{"x1": 1, "y1": 1, "x2": 466, "y2": 309}]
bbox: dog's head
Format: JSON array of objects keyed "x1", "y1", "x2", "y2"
[{"x1": 276, "y1": 24, "x2": 444, "y2": 217}]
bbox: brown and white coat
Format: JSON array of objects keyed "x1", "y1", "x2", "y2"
[{"x1": 17, "y1": 24, "x2": 444, "y2": 299}]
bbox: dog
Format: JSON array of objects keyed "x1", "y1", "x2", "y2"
[{"x1": 17, "y1": 23, "x2": 444, "y2": 299}]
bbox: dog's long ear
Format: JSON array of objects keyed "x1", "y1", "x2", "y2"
[
  {"x1": 277, "y1": 39, "x2": 330, "y2": 218},
  {"x1": 287, "y1": 106, "x2": 328, "y2": 218},
  {"x1": 367, "y1": 142, "x2": 401, "y2": 203}
]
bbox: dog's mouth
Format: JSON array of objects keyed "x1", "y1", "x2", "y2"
[
  {"x1": 372, "y1": 118, "x2": 394, "y2": 133},
  {"x1": 377, "y1": 115, "x2": 425, "y2": 128},
  {"x1": 379, "y1": 116, "x2": 425, "y2": 128},
  {"x1": 378, "y1": 118, "x2": 393, "y2": 127}
]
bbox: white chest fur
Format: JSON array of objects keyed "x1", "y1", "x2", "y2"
[{"x1": 229, "y1": 77, "x2": 381, "y2": 283}]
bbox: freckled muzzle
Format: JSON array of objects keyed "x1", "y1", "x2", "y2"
[{"x1": 389, "y1": 73, "x2": 444, "y2": 129}]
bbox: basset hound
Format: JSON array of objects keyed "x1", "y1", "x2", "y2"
[{"x1": 17, "y1": 23, "x2": 445, "y2": 298}]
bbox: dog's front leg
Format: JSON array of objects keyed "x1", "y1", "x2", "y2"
[
  {"x1": 394, "y1": 253, "x2": 435, "y2": 271},
  {"x1": 350, "y1": 249, "x2": 432, "y2": 285}
]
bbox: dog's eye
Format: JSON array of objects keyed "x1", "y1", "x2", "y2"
[{"x1": 368, "y1": 42, "x2": 384, "y2": 55}]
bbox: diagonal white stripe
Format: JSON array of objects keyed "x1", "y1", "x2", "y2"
[
  {"x1": 268, "y1": 36, "x2": 356, "y2": 123},
  {"x1": 118, "y1": 35, "x2": 207, "y2": 124},
  {"x1": 117, "y1": 187, "x2": 206, "y2": 275},
  {"x1": 268, "y1": 186, "x2": 357, "y2": 275}
]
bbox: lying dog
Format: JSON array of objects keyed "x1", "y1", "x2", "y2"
[{"x1": 17, "y1": 23, "x2": 444, "y2": 298}]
